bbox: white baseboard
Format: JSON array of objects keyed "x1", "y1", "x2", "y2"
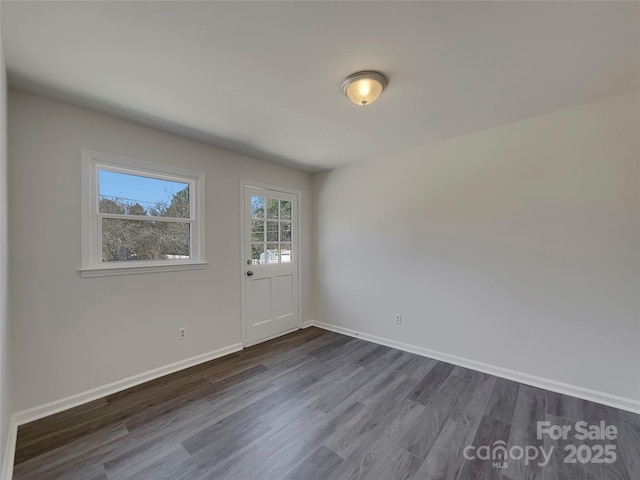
[
  {"x1": 309, "y1": 320, "x2": 640, "y2": 415},
  {"x1": 2, "y1": 342, "x2": 243, "y2": 479},
  {"x1": 301, "y1": 319, "x2": 315, "y2": 329},
  {"x1": 1, "y1": 418, "x2": 17, "y2": 480},
  {"x1": 12, "y1": 342, "x2": 243, "y2": 428}
]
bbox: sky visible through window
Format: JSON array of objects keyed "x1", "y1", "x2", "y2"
[{"x1": 98, "y1": 170, "x2": 188, "y2": 211}]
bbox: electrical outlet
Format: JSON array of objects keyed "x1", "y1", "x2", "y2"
[
  {"x1": 394, "y1": 314, "x2": 402, "y2": 325},
  {"x1": 179, "y1": 327, "x2": 187, "y2": 339}
]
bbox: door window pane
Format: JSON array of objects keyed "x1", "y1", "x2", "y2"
[
  {"x1": 252, "y1": 243, "x2": 265, "y2": 265},
  {"x1": 280, "y1": 243, "x2": 292, "y2": 263},
  {"x1": 280, "y1": 200, "x2": 291, "y2": 220},
  {"x1": 251, "y1": 196, "x2": 265, "y2": 218},
  {"x1": 252, "y1": 220, "x2": 264, "y2": 242},
  {"x1": 252, "y1": 220, "x2": 264, "y2": 231},
  {"x1": 266, "y1": 198, "x2": 279, "y2": 219},
  {"x1": 280, "y1": 222, "x2": 291, "y2": 242},
  {"x1": 266, "y1": 244, "x2": 279, "y2": 264},
  {"x1": 266, "y1": 221, "x2": 278, "y2": 242}
]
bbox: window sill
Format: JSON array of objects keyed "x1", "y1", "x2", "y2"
[{"x1": 79, "y1": 261, "x2": 208, "y2": 278}]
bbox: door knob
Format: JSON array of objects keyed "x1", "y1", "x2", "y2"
[{"x1": 246, "y1": 270, "x2": 254, "y2": 276}]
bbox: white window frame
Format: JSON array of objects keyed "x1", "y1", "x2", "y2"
[{"x1": 80, "y1": 149, "x2": 206, "y2": 278}]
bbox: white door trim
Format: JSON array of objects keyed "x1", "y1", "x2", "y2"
[{"x1": 240, "y1": 180, "x2": 302, "y2": 348}]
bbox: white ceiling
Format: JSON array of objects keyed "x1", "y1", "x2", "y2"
[{"x1": 2, "y1": 1, "x2": 639, "y2": 172}]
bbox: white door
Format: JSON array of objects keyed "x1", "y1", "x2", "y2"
[{"x1": 243, "y1": 185, "x2": 299, "y2": 346}]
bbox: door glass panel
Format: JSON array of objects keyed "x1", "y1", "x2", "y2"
[
  {"x1": 281, "y1": 243, "x2": 292, "y2": 263},
  {"x1": 266, "y1": 198, "x2": 279, "y2": 219},
  {"x1": 248, "y1": 192, "x2": 296, "y2": 267},
  {"x1": 252, "y1": 220, "x2": 264, "y2": 242},
  {"x1": 266, "y1": 244, "x2": 279, "y2": 264},
  {"x1": 266, "y1": 221, "x2": 278, "y2": 242},
  {"x1": 280, "y1": 222, "x2": 291, "y2": 242},
  {"x1": 280, "y1": 200, "x2": 291, "y2": 220},
  {"x1": 252, "y1": 243, "x2": 265, "y2": 265},
  {"x1": 266, "y1": 221, "x2": 278, "y2": 231},
  {"x1": 251, "y1": 196, "x2": 265, "y2": 218},
  {"x1": 252, "y1": 219, "x2": 264, "y2": 230}
]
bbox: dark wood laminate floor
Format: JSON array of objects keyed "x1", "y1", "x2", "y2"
[{"x1": 13, "y1": 327, "x2": 640, "y2": 480}]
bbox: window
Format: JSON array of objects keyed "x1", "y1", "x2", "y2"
[
  {"x1": 250, "y1": 195, "x2": 293, "y2": 265},
  {"x1": 81, "y1": 150, "x2": 205, "y2": 277}
]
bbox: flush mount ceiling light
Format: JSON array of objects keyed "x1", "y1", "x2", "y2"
[{"x1": 341, "y1": 71, "x2": 387, "y2": 106}]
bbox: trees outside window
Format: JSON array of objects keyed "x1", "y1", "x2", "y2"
[{"x1": 81, "y1": 150, "x2": 205, "y2": 277}]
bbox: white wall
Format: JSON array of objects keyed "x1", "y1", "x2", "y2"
[
  {"x1": 8, "y1": 89, "x2": 313, "y2": 412},
  {"x1": 314, "y1": 92, "x2": 640, "y2": 403},
  {"x1": 0, "y1": 14, "x2": 12, "y2": 473}
]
